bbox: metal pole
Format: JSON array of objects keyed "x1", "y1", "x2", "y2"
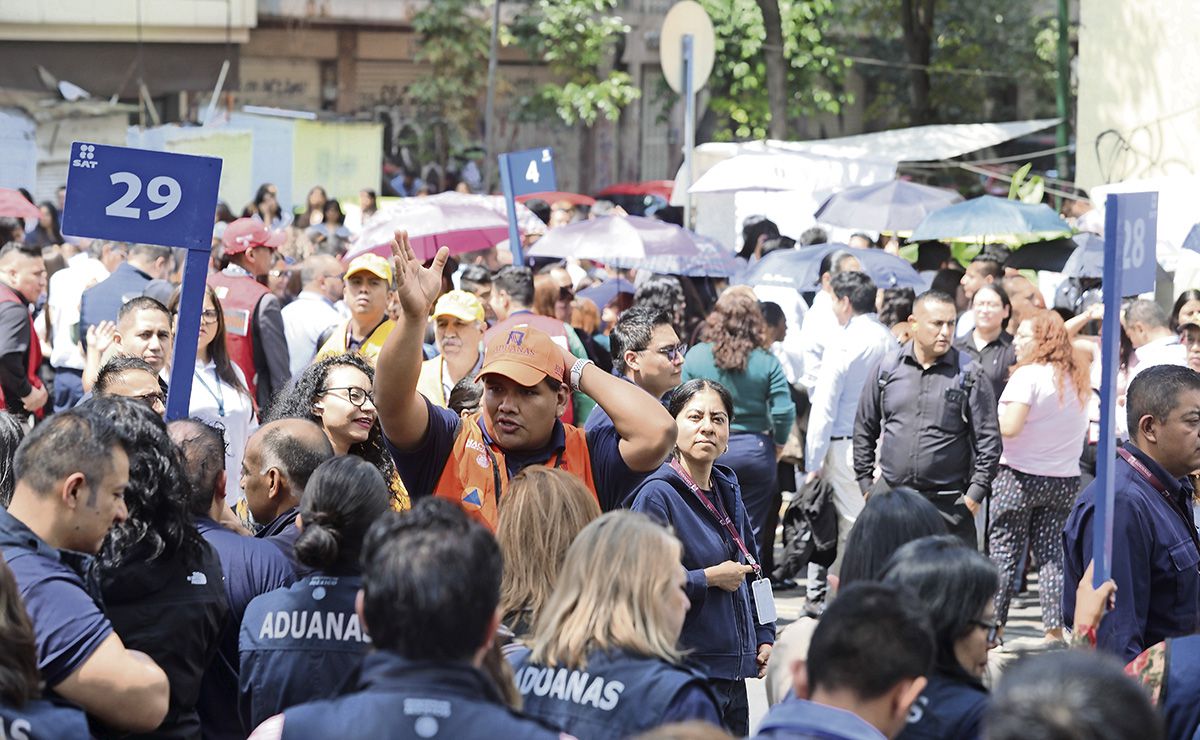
[
  {"x1": 683, "y1": 33, "x2": 695, "y2": 230},
  {"x1": 1055, "y1": 0, "x2": 1071, "y2": 186},
  {"x1": 1092, "y1": 194, "x2": 1122, "y2": 585},
  {"x1": 484, "y1": 0, "x2": 502, "y2": 193}
]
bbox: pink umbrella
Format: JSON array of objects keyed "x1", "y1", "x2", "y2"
[
  {"x1": 348, "y1": 197, "x2": 516, "y2": 262},
  {"x1": 0, "y1": 188, "x2": 40, "y2": 220}
]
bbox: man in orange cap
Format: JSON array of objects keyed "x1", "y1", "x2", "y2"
[
  {"x1": 416, "y1": 290, "x2": 485, "y2": 408},
  {"x1": 376, "y1": 232, "x2": 676, "y2": 527},
  {"x1": 316, "y1": 253, "x2": 395, "y2": 367},
  {"x1": 208, "y1": 218, "x2": 291, "y2": 409}
]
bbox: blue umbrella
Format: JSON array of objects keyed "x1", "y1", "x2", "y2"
[
  {"x1": 737, "y1": 244, "x2": 924, "y2": 292},
  {"x1": 1183, "y1": 222, "x2": 1200, "y2": 254},
  {"x1": 577, "y1": 278, "x2": 635, "y2": 310},
  {"x1": 909, "y1": 195, "x2": 1071, "y2": 243},
  {"x1": 602, "y1": 234, "x2": 744, "y2": 278},
  {"x1": 814, "y1": 179, "x2": 963, "y2": 232}
]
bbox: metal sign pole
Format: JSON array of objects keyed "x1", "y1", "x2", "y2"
[
  {"x1": 1092, "y1": 194, "x2": 1123, "y2": 585},
  {"x1": 682, "y1": 33, "x2": 695, "y2": 231}
]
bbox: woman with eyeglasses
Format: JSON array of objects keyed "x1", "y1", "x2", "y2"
[
  {"x1": 265, "y1": 352, "x2": 409, "y2": 511},
  {"x1": 681, "y1": 288, "x2": 795, "y2": 571},
  {"x1": 168, "y1": 286, "x2": 257, "y2": 509},
  {"x1": 880, "y1": 535, "x2": 1001, "y2": 740}
]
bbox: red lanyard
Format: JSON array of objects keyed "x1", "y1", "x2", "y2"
[
  {"x1": 1116, "y1": 447, "x2": 1200, "y2": 553},
  {"x1": 670, "y1": 459, "x2": 760, "y2": 576}
]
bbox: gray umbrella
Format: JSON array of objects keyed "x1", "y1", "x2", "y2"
[{"x1": 814, "y1": 179, "x2": 963, "y2": 232}]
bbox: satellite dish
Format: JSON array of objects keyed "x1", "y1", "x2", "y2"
[{"x1": 660, "y1": 1, "x2": 716, "y2": 94}]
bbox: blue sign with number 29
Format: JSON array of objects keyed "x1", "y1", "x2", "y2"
[{"x1": 61, "y1": 142, "x2": 221, "y2": 251}]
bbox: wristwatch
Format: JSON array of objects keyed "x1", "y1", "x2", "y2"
[{"x1": 569, "y1": 358, "x2": 594, "y2": 391}]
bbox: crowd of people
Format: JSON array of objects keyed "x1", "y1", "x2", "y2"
[{"x1": 0, "y1": 182, "x2": 1196, "y2": 740}]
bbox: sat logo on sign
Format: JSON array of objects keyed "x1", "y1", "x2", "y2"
[{"x1": 72, "y1": 144, "x2": 99, "y2": 169}]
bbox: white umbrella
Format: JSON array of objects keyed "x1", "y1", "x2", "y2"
[{"x1": 526, "y1": 215, "x2": 701, "y2": 262}]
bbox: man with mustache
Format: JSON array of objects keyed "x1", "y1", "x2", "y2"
[{"x1": 417, "y1": 290, "x2": 485, "y2": 408}]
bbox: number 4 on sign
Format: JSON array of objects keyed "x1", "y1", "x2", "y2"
[{"x1": 525, "y1": 160, "x2": 540, "y2": 185}]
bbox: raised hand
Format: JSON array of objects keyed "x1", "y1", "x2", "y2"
[{"x1": 389, "y1": 229, "x2": 448, "y2": 319}]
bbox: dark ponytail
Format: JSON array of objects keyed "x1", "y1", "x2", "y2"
[{"x1": 295, "y1": 456, "x2": 391, "y2": 573}]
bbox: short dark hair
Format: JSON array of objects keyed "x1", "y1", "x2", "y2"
[
  {"x1": 818, "y1": 249, "x2": 859, "y2": 279},
  {"x1": 830, "y1": 271, "x2": 877, "y2": 315},
  {"x1": 94, "y1": 355, "x2": 157, "y2": 395},
  {"x1": 878, "y1": 287, "x2": 917, "y2": 327},
  {"x1": 127, "y1": 243, "x2": 172, "y2": 263},
  {"x1": 0, "y1": 242, "x2": 40, "y2": 261},
  {"x1": 493, "y1": 266, "x2": 534, "y2": 307},
  {"x1": 667, "y1": 378, "x2": 733, "y2": 421},
  {"x1": 807, "y1": 582, "x2": 934, "y2": 699},
  {"x1": 460, "y1": 264, "x2": 492, "y2": 294},
  {"x1": 612, "y1": 304, "x2": 674, "y2": 375},
  {"x1": 970, "y1": 245, "x2": 1008, "y2": 277},
  {"x1": 448, "y1": 376, "x2": 484, "y2": 417},
  {"x1": 295, "y1": 456, "x2": 391, "y2": 572},
  {"x1": 880, "y1": 535, "x2": 999, "y2": 680},
  {"x1": 760, "y1": 236, "x2": 795, "y2": 257},
  {"x1": 798, "y1": 226, "x2": 828, "y2": 247},
  {"x1": 758, "y1": 301, "x2": 786, "y2": 329},
  {"x1": 1126, "y1": 364, "x2": 1200, "y2": 441},
  {"x1": 13, "y1": 408, "x2": 121, "y2": 497},
  {"x1": 117, "y1": 295, "x2": 170, "y2": 327},
  {"x1": 360, "y1": 498, "x2": 502, "y2": 660},
  {"x1": 1124, "y1": 298, "x2": 1170, "y2": 331},
  {"x1": 913, "y1": 289, "x2": 957, "y2": 314},
  {"x1": 839, "y1": 487, "x2": 946, "y2": 587},
  {"x1": 632, "y1": 276, "x2": 685, "y2": 324},
  {"x1": 168, "y1": 419, "x2": 228, "y2": 516},
  {"x1": 740, "y1": 215, "x2": 780, "y2": 260},
  {"x1": 259, "y1": 422, "x2": 334, "y2": 493},
  {"x1": 986, "y1": 651, "x2": 1163, "y2": 740},
  {"x1": 0, "y1": 412, "x2": 25, "y2": 508},
  {"x1": 972, "y1": 282, "x2": 1011, "y2": 315}
]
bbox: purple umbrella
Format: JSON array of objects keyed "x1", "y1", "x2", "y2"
[
  {"x1": 348, "y1": 197, "x2": 514, "y2": 261},
  {"x1": 526, "y1": 215, "x2": 701, "y2": 262}
]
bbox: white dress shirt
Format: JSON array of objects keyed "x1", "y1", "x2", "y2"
[
  {"x1": 48, "y1": 253, "x2": 109, "y2": 370},
  {"x1": 805, "y1": 313, "x2": 896, "y2": 472},
  {"x1": 189, "y1": 360, "x2": 257, "y2": 506},
  {"x1": 798, "y1": 290, "x2": 839, "y2": 394},
  {"x1": 281, "y1": 291, "x2": 343, "y2": 376}
]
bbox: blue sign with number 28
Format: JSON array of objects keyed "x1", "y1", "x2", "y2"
[{"x1": 61, "y1": 142, "x2": 221, "y2": 251}]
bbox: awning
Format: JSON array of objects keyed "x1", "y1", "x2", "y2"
[{"x1": 671, "y1": 119, "x2": 1059, "y2": 250}]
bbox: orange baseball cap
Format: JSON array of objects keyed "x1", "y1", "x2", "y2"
[{"x1": 479, "y1": 324, "x2": 566, "y2": 387}]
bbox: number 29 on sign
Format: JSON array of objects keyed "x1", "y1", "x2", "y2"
[{"x1": 106, "y1": 172, "x2": 182, "y2": 221}]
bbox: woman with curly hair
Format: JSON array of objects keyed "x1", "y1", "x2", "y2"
[
  {"x1": 989, "y1": 309, "x2": 1090, "y2": 644},
  {"x1": 86, "y1": 396, "x2": 229, "y2": 739},
  {"x1": 681, "y1": 288, "x2": 795, "y2": 557},
  {"x1": 264, "y1": 352, "x2": 409, "y2": 510}
]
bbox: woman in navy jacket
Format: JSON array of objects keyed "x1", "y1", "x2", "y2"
[
  {"x1": 238, "y1": 456, "x2": 390, "y2": 729},
  {"x1": 629, "y1": 378, "x2": 776, "y2": 736}
]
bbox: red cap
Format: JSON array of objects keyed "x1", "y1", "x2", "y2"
[{"x1": 222, "y1": 218, "x2": 285, "y2": 254}]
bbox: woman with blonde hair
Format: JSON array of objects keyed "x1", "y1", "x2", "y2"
[
  {"x1": 989, "y1": 309, "x2": 1091, "y2": 644},
  {"x1": 497, "y1": 467, "x2": 601, "y2": 640},
  {"x1": 511, "y1": 511, "x2": 720, "y2": 738}
]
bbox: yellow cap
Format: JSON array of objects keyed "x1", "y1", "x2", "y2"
[
  {"x1": 345, "y1": 253, "x2": 393, "y2": 283},
  {"x1": 433, "y1": 290, "x2": 485, "y2": 323}
]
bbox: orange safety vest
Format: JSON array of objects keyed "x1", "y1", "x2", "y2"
[{"x1": 434, "y1": 411, "x2": 598, "y2": 530}]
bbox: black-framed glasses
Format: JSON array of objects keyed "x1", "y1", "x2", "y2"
[
  {"x1": 638, "y1": 343, "x2": 687, "y2": 363},
  {"x1": 130, "y1": 391, "x2": 166, "y2": 409},
  {"x1": 319, "y1": 386, "x2": 375, "y2": 408},
  {"x1": 200, "y1": 309, "x2": 219, "y2": 325},
  {"x1": 971, "y1": 618, "x2": 1002, "y2": 646}
]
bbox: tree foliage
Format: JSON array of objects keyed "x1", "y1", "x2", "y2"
[
  {"x1": 408, "y1": 0, "x2": 491, "y2": 147},
  {"x1": 505, "y1": 0, "x2": 641, "y2": 127},
  {"x1": 835, "y1": 0, "x2": 1056, "y2": 126},
  {"x1": 696, "y1": 0, "x2": 847, "y2": 141}
]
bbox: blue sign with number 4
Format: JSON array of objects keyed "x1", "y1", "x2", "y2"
[{"x1": 61, "y1": 142, "x2": 221, "y2": 251}]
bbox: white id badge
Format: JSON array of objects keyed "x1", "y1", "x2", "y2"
[{"x1": 751, "y1": 577, "x2": 776, "y2": 624}]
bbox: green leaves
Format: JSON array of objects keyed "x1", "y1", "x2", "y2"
[{"x1": 508, "y1": 0, "x2": 641, "y2": 126}]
